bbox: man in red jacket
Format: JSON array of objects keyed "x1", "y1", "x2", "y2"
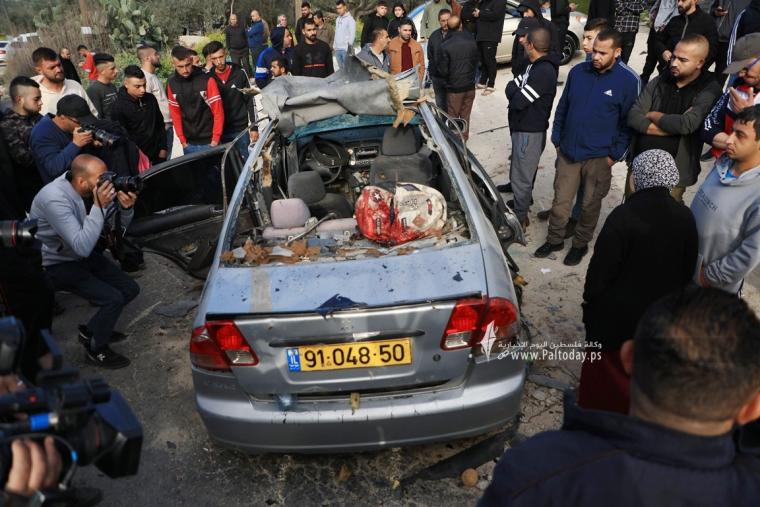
[{"x1": 166, "y1": 45, "x2": 225, "y2": 155}]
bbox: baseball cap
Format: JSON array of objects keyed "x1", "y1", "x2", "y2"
[
  {"x1": 724, "y1": 34, "x2": 760, "y2": 74},
  {"x1": 514, "y1": 17, "x2": 540, "y2": 36},
  {"x1": 56, "y1": 95, "x2": 97, "y2": 124}
]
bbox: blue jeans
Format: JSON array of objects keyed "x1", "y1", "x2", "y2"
[
  {"x1": 335, "y1": 49, "x2": 347, "y2": 69},
  {"x1": 221, "y1": 130, "x2": 251, "y2": 161},
  {"x1": 165, "y1": 127, "x2": 173, "y2": 159},
  {"x1": 183, "y1": 143, "x2": 213, "y2": 155},
  {"x1": 46, "y1": 252, "x2": 140, "y2": 351}
]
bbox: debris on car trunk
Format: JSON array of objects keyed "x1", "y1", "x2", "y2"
[{"x1": 222, "y1": 239, "x2": 322, "y2": 266}]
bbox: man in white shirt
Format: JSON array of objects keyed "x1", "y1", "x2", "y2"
[
  {"x1": 138, "y1": 45, "x2": 173, "y2": 156},
  {"x1": 31, "y1": 47, "x2": 98, "y2": 117}
]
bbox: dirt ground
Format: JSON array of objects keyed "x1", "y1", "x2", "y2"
[{"x1": 51, "y1": 29, "x2": 759, "y2": 506}]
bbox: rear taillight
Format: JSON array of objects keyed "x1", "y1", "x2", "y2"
[
  {"x1": 441, "y1": 297, "x2": 518, "y2": 357},
  {"x1": 190, "y1": 320, "x2": 258, "y2": 371}
]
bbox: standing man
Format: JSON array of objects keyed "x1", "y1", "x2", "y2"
[
  {"x1": 535, "y1": 30, "x2": 640, "y2": 266},
  {"x1": 109, "y1": 65, "x2": 167, "y2": 164},
  {"x1": 296, "y1": 2, "x2": 314, "y2": 45},
  {"x1": 85, "y1": 53, "x2": 118, "y2": 119},
  {"x1": 437, "y1": 16, "x2": 479, "y2": 139},
  {"x1": 656, "y1": 0, "x2": 719, "y2": 71},
  {"x1": 0, "y1": 77, "x2": 44, "y2": 211},
  {"x1": 427, "y1": 8, "x2": 452, "y2": 109},
  {"x1": 357, "y1": 28, "x2": 392, "y2": 71},
  {"x1": 551, "y1": 0, "x2": 577, "y2": 56},
  {"x1": 226, "y1": 14, "x2": 252, "y2": 77},
  {"x1": 388, "y1": 20, "x2": 426, "y2": 83},
  {"x1": 474, "y1": 0, "x2": 507, "y2": 95},
  {"x1": 692, "y1": 105, "x2": 760, "y2": 294},
  {"x1": 77, "y1": 45, "x2": 98, "y2": 82},
  {"x1": 166, "y1": 46, "x2": 225, "y2": 154},
  {"x1": 712, "y1": 0, "x2": 751, "y2": 84},
  {"x1": 579, "y1": 150, "x2": 697, "y2": 414},
  {"x1": 137, "y1": 45, "x2": 173, "y2": 158},
  {"x1": 421, "y1": 0, "x2": 452, "y2": 39},
  {"x1": 614, "y1": 0, "x2": 648, "y2": 63},
  {"x1": 314, "y1": 10, "x2": 335, "y2": 46},
  {"x1": 334, "y1": 0, "x2": 357, "y2": 69},
  {"x1": 627, "y1": 35, "x2": 722, "y2": 203},
  {"x1": 505, "y1": 27, "x2": 560, "y2": 228},
  {"x1": 32, "y1": 47, "x2": 98, "y2": 117},
  {"x1": 361, "y1": 2, "x2": 390, "y2": 48},
  {"x1": 59, "y1": 48, "x2": 81, "y2": 84},
  {"x1": 640, "y1": 0, "x2": 679, "y2": 84},
  {"x1": 589, "y1": 0, "x2": 616, "y2": 23},
  {"x1": 703, "y1": 34, "x2": 760, "y2": 158},
  {"x1": 514, "y1": 0, "x2": 560, "y2": 77},
  {"x1": 30, "y1": 154, "x2": 139, "y2": 369},
  {"x1": 205, "y1": 41, "x2": 259, "y2": 158},
  {"x1": 248, "y1": 10, "x2": 268, "y2": 74},
  {"x1": 293, "y1": 19, "x2": 335, "y2": 78}
]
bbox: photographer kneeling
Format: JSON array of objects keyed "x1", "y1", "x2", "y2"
[{"x1": 30, "y1": 154, "x2": 139, "y2": 369}]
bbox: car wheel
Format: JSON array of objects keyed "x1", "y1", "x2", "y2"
[{"x1": 560, "y1": 34, "x2": 577, "y2": 66}]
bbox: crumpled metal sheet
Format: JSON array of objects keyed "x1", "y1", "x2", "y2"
[{"x1": 261, "y1": 55, "x2": 420, "y2": 136}]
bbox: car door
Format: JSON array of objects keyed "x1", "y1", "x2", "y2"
[{"x1": 126, "y1": 144, "x2": 246, "y2": 278}]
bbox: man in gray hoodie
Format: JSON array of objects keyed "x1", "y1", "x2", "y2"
[
  {"x1": 30, "y1": 154, "x2": 139, "y2": 369},
  {"x1": 691, "y1": 104, "x2": 760, "y2": 294}
]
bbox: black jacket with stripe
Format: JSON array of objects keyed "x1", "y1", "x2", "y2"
[{"x1": 505, "y1": 53, "x2": 560, "y2": 132}]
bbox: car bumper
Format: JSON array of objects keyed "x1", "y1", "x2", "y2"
[{"x1": 193, "y1": 362, "x2": 526, "y2": 453}]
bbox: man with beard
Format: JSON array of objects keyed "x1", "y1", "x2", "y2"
[
  {"x1": 292, "y1": 19, "x2": 334, "y2": 78},
  {"x1": 225, "y1": 14, "x2": 252, "y2": 77},
  {"x1": 627, "y1": 35, "x2": 722, "y2": 203},
  {"x1": 388, "y1": 20, "x2": 425, "y2": 83},
  {"x1": 59, "y1": 47, "x2": 81, "y2": 83},
  {"x1": 535, "y1": 30, "x2": 640, "y2": 266},
  {"x1": 296, "y1": 2, "x2": 314, "y2": 44},
  {"x1": 31, "y1": 47, "x2": 98, "y2": 117},
  {"x1": 656, "y1": 0, "x2": 719, "y2": 71},
  {"x1": 137, "y1": 45, "x2": 173, "y2": 156},
  {"x1": 205, "y1": 41, "x2": 259, "y2": 158}
]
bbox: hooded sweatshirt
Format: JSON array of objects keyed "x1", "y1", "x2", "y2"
[
  {"x1": 691, "y1": 155, "x2": 760, "y2": 293},
  {"x1": 512, "y1": 0, "x2": 560, "y2": 75},
  {"x1": 506, "y1": 52, "x2": 560, "y2": 132}
]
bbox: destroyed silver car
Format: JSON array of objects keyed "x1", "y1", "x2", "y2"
[{"x1": 181, "y1": 59, "x2": 527, "y2": 453}]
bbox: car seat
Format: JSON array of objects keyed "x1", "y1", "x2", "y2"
[
  {"x1": 287, "y1": 171, "x2": 353, "y2": 219},
  {"x1": 370, "y1": 126, "x2": 434, "y2": 186}
]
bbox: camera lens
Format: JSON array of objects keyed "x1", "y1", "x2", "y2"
[{"x1": 0, "y1": 219, "x2": 38, "y2": 249}]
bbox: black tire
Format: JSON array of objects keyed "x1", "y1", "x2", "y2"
[{"x1": 560, "y1": 34, "x2": 577, "y2": 65}]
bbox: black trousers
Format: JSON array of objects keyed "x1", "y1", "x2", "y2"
[
  {"x1": 620, "y1": 31, "x2": 637, "y2": 64},
  {"x1": 714, "y1": 40, "x2": 730, "y2": 87},
  {"x1": 478, "y1": 41, "x2": 498, "y2": 88},
  {"x1": 230, "y1": 47, "x2": 252, "y2": 78},
  {"x1": 641, "y1": 28, "x2": 660, "y2": 83}
]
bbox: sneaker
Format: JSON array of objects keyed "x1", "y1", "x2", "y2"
[
  {"x1": 86, "y1": 346, "x2": 130, "y2": 369},
  {"x1": 482, "y1": 87, "x2": 495, "y2": 96},
  {"x1": 537, "y1": 209, "x2": 551, "y2": 221},
  {"x1": 496, "y1": 182, "x2": 513, "y2": 193},
  {"x1": 534, "y1": 241, "x2": 564, "y2": 258},
  {"x1": 476, "y1": 83, "x2": 487, "y2": 90},
  {"x1": 563, "y1": 246, "x2": 589, "y2": 266},
  {"x1": 78, "y1": 326, "x2": 128, "y2": 347},
  {"x1": 520, "y1": 217, "x2": 530, "y2": 229},
  {"x1": 564, "y1": 217, "x2": 578, "y2": 239}
]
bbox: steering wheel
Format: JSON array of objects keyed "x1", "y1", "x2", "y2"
[{"x1": 299, "y1": 138, "x2": 349, "y2": 185}]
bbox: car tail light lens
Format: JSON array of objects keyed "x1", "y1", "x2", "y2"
[
  {"x1": 190, "y1": 320, "x2": 258, "y2": 371},
  {"x1": 441, "y1": 297, "x2": 519, "y2": 357}
]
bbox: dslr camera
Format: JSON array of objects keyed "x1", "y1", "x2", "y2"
[
  {"x1": 0, "y1": 317, "x2": 142, "y2": 505},
  {"x1": 97, "y1": 171, "x2": 144, "y2": 194},
  {"x1": 78, "y1": 123, "x2": 120, "y2": 148},
  {"x1": 0, "y1": 220, "x2": 38, "y2": 249}
]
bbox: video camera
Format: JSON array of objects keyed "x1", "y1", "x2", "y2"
[
  {"x1": 0, "y1": 317, "x2": 142, "y2": 504},
  {"x1": 0, "y1": 220, "x2": 38, "y2": 249},
  {"x1": 78, "y1": 124, "x2": 120, "y2": 148},
  {"x1": 97, "y1": 171, "x2": 144, "y2": 194}
]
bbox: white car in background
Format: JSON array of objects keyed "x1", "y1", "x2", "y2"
[{"x1": 411, "y1": 0, "x2": 587, "y2": 65}]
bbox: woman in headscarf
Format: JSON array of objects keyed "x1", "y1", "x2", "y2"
[
  {"x1": 388, "y1": 2, "x2": 418, "y2": 39},
  {"x1": 577, "y1": 149, "x2": 698, "y2": 414}
]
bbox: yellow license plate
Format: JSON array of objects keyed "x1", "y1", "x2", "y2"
[{"x1": 287, "y1": 339, "x2": 412, "y2": 372}]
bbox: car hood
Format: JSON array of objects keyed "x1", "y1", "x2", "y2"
[{"x1": 202, "y1": 242, "x2": 486, "y2": 315}]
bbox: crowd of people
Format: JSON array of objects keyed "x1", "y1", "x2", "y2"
[{"x1": 1, "y1": 0, "x2": 760, "y2": 502}]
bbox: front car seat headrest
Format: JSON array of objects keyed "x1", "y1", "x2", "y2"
[
  {"x1": 381, "y1": 126, "x2": 419, "y2": 157},
  {"x1": 288, "y1": 171, "x2": 326, "y2": 204},
  {"x1": 270, "y1": 198, "x2": 311, "y2": 229}
]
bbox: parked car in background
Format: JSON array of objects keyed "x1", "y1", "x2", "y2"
[{"x1": 410, "y1": 0, "x2": 587, "y2": 65}]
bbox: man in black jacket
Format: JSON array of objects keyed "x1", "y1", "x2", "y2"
[
  {"x1": 295, "y1": 2, "x2": 314, "y2": 45},
  {"x1": 514, "y1": 0, "x2": 560, "y2": 76},
  {"x1": 550, "y1": 0, "x2": 577, "y2": 54},
  {"x1": 427, "y1": 8, "x2": 452, "y2": 109},
  {"x1": 480, "y1": 286, "x2": 760, "y2": 507},
  {"x1": 655, "y1": 0, "x2": 719, "y2": 71},
  {"x1": 474, "y1": 0, "x2": 507, "y2": 94},
  {"x1": 292, "y1": 19, "x2": 335, "y2": 78},
  {"x1": 205, "y1": 41, "x2": 259, "y2": 159},
  {"x1": 109, "y1": 65, "x2": 167, "y2": 164},
  {"x1": 438, "y1": 16, "x2": 480, "y2": 139},
  {"x1": 225, "y1": 14, "x2": 252, "y2": 78},
  {"x1": 505, "y1": 26, "x2": 559, "y2": 228},
  {"x1": 360, "y1": 1, "x2": 390, "y2": 48}
]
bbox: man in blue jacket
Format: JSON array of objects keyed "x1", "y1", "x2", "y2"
[
  {"x1": 479, "y1": 286, "x2": 760, "y2": 507},
  {"x1": 535, "y1": 29, "x2": 640, "y2": 266},
  {"x1": 247, "y1": 10, "x2": 268, "y2": 73}
]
